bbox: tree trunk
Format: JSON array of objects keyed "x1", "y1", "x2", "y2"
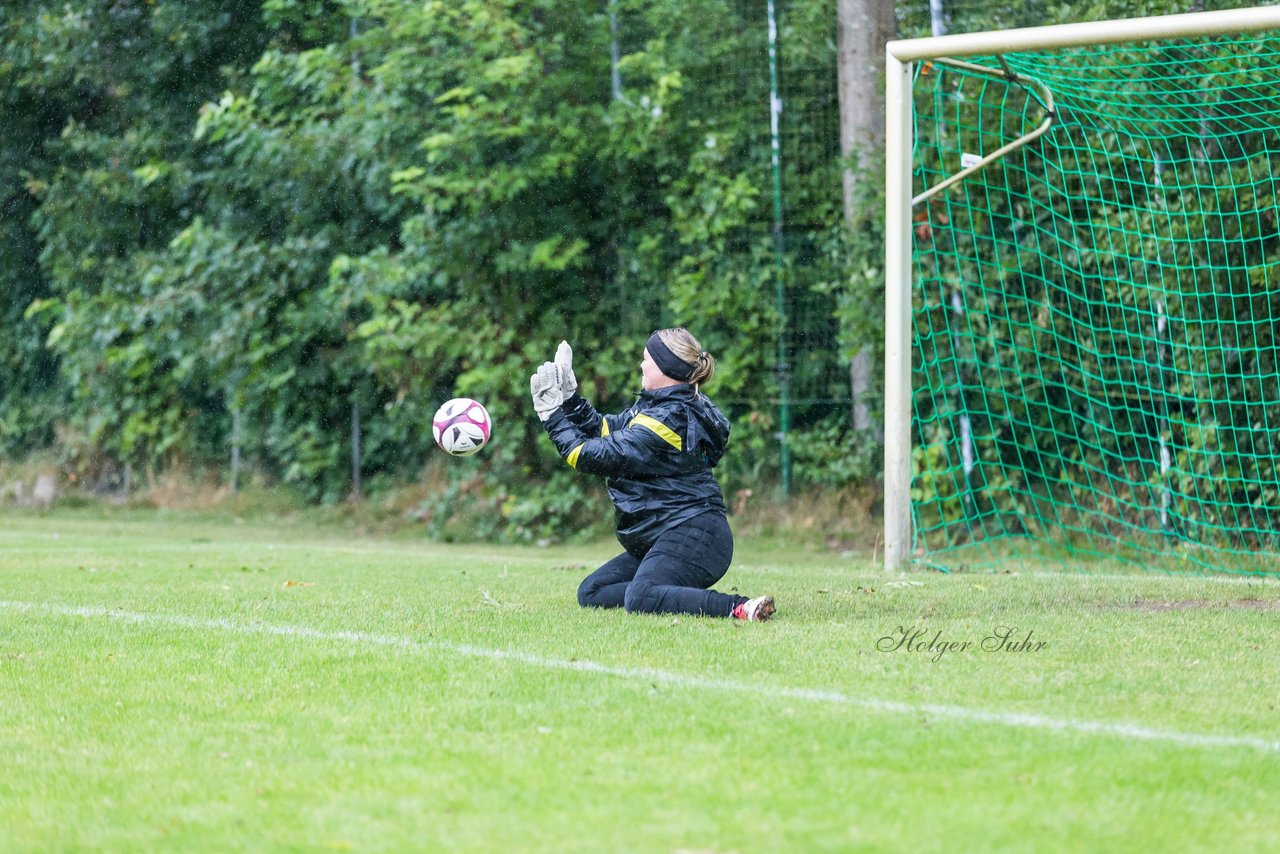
[
  {"x1": 837, "y1": 0, "x2": 895, "y2": 215},
  {"x1": 837, "y1": 0, "x2": 895, "y2": 432}
]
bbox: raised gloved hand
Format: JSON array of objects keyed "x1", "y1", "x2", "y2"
[
  {"x1": 555, "y1": 340, "x2": 577, "y2": 398},
  {"x1": 530, "y1": 362, "x2": 564, "y2": 422}
]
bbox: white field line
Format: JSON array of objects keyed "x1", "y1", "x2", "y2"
[{"x1": 3, "y1": 601, "x2": 1278, "y2": 755}]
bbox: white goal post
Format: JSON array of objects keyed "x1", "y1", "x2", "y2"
[{"x1": 882, "y1": 5, "x2": 1280, "y2": 572}]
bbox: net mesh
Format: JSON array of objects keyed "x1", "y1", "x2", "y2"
[
  {"x1": 911, "y1": 32, "x2": 1280, "y2": 574},
  {"x1": 622, "y1": 0, "x2": 848, "y2": 419}
]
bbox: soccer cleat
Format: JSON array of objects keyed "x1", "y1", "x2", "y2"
[{"x1": 732, "y1": 595, "x2": 775, "y2": 622}]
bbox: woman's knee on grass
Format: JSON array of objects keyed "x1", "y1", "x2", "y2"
[
  {"x1": 578, "y1": 575, "x2": 620, "y2": 608},
  {"x1": 622, "y1": 581, "x2": 658, "y2": 614},
  {"x1": 577, "y1": 576, "x2": 598, "y2": 608}
]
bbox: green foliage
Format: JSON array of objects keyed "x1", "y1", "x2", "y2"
[
  {"x1": 0, "y1": 0, "x2": 268, "y2": 460},
  {"x1": 788, "y1": 413, "x2": 880, "y2": 488},
  {"x1": 408, "y1": 466, "x2": 611, "y2": 545}
]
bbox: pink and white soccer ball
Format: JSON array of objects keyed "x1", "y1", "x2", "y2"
[{"x1": 432, "y1": 397, "x2": 492, "y2": 456}]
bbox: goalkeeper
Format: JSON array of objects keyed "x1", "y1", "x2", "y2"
[{"x1": 530, "y1": 328, "x2": 774, "y2": 622}]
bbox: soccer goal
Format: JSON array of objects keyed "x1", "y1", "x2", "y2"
[{"x1": 884, "y1": 6, "x2": 1280, "y2": 573}]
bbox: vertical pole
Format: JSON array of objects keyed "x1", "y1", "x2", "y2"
[
  {"x1": 1152, "y1": 154, "x2": 1173, "y2": 536},
  {"x1": 607, "y1": 2, "x2": 624, "y2": 332},
  {"x1": 926, "y1": 0, "x2": 972, "y2": 513},
  {"x1": 929, "y1": 0, "x2": 946, "y2": 37},
  {"x1": 951, "y1": 288, "x2": 974, "y2": 511},
  {"x1": 230, "y1": 405, "x2": 241, "y2": 494},
  {"x1": 350, "y1": 16, "x2": 359, "y2": 73},
  {"x1": 884, "y1": 52, "x2": 914, "y2": 571},
  {"x1": 1156, "y1": 299, "x2": 1172, "y2": 534},
  {"x1": 766, "y1": 0, "x2": 791, "y2": 496},
  {"x1": 351, "y1": 401, "x2": 362, "y2": 499},
  {"x1": 608, "y1": 0, "x2": 622, "y2": 101}
]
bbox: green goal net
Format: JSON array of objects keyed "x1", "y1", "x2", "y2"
[{"x1": 910, "y1": 28, "x2": 1280, "y2": 574}]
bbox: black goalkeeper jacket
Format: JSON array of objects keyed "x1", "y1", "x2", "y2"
[{"x1": 541, "y1": 384, "x2": 731, "y2": 555}]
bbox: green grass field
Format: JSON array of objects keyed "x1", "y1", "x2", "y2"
[{"x1": 3, "y1": 508, "x2": 1279, "y2": 852}]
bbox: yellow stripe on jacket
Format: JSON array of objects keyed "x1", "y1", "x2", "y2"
[{"x1": 629, "y1": 414, "x2": 682, "y2": 451}]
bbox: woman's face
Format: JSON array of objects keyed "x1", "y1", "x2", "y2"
[{"x1": 641, "y1": 347, "x2": 677, "y2": 391}]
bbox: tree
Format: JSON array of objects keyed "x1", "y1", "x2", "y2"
[{"x1": 837, "y1": 0, "x2": 896, "y2": 435}]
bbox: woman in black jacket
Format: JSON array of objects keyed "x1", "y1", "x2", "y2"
[{"x1": 530, "y1": 327, "x2": 774, "y2": 621}]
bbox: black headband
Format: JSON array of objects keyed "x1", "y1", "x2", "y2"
[{"x1": 646, "y1": 332, "x2": 696, "y2": 383}]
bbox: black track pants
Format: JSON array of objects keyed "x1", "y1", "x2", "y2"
[{"x1": 577, "y1": 512, "x2": 745, "y2": 617}]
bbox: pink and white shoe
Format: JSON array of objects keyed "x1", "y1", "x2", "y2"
[{"x1": 732, "y1": 595, "x2": 775, "y2": 622}]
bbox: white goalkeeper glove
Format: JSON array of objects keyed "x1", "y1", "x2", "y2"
[
  {"x1": 555, "y1": 340, "x2": 577, "y2": 398},
  {"x1": 530, "y1": 362, "x2": 564, "y2": 422}
]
